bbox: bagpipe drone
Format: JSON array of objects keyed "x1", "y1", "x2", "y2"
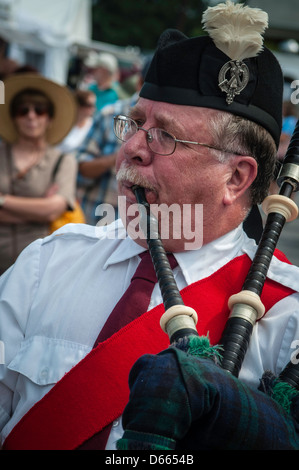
[{"x1": 116, "y1": 121, "x2": 299, "y2": 451}]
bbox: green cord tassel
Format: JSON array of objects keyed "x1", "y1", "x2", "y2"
[
  {"x1": 271, "y1": 380, "x2": 299, "y2": 414},
  {"x1": 185, "y1": 335, "x2": 223, "y2": 364}
]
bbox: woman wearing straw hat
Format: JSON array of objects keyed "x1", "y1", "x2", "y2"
[{"x1": 0, "y1": 73, "x2": 77, "y2": 274}]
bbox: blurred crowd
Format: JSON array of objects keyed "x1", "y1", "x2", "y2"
[
  {"x1": 0, "y1": 44, "x2": 298, "y2": 275},
  {"x1": 0, "y1": 47, "x2": 150, "y2": 274}
]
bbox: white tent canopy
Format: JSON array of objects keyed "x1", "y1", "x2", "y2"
[{"x1": 0, "y1": 0, "x2": 92, "y2": 83}]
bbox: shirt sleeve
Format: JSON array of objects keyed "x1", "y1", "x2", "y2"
[{"x1": 0, "y1": 239, "x2": 42, "y2": 432}]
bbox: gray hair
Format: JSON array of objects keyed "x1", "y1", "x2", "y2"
[{"x1": 209, "y1": 112, "x2": 277, "y2": 205}]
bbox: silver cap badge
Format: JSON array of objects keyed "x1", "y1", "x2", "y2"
[{"x1": 218, "y1": 60, "x2": 249, "y2": 105}]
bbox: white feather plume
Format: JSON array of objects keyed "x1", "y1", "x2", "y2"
[{"x1": 202, "y1": 0, "x2": 268, "y2": 61}]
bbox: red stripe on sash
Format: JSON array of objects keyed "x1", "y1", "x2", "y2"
[{"x1": 3, "y1": 253, "x2": 295, "y2": 450}]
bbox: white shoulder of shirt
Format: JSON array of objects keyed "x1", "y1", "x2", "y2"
[
  {"x1": 242, "y1": 239, "x2": 299, "y2": 294},
  {"x1": 36, "y1": 219, "x2": 143, "y2": 272},
  {"x1": 43, "y1": 219, "x2": 127, "y2": 245}
]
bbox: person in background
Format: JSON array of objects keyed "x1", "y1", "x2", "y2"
[
  {"x1": 270, "y1": 100, "x2": 298, "y2": 195},
  {"x1": 83, "y1": 51, "x2": 119, "y2": 112},
  {"x1": 0, "y1": 73, "x2": 77, "y2": 274},
  {"x1": 277, "y1": 100, "x2": 298, "y2": 161},
  {"x1": 58, "y1": 89, "x2": 96, "y2": 154},
  {"x1": 75, "y1": 59, "x2": 150, "y2": 226}
]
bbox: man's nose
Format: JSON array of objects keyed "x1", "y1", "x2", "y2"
[{"x1": 122, "y1": 128, "x2": 153, "y2": 166}]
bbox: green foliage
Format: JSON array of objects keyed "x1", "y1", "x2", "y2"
[{"x1": 92, "y1": 0, "x2": 207, "y2": 51}]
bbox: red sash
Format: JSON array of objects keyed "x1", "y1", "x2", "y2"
[{"x1": 3, "y1": 252, "x2": 295, "y2": 450}]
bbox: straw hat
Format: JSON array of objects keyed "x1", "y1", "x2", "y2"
[{"x1": 0, "y1": 73, "x2": 77, "y2": 145}]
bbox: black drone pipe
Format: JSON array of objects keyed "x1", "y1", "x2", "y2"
[
  {"x1": 220, "y1": 119, "x2": 299, "y2": 386},
  {"x1": 132, "y1": 120, "x2": 299, "y2": 389}
]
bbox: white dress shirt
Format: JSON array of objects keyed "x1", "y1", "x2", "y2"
[{"x1": 1, "y1": 219, "x2": 299, "y2": 449}]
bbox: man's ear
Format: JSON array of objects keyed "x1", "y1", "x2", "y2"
[{"x1": 223, "y1": 156, "x2": 257, "y2": 205}]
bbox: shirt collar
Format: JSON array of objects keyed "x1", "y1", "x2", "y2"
[
  {"x1": 102, "y1": 221, "x2": 299, "y2": 292},
  {"x1": 102, "y1": 220, "x2": 146, "y2": 270},
  {"x1": 103, "y1": 220, "x2": 246, "y2": 281},
  {"x1": 174, "y1": 224, "x2": 247, "y2": 284}
]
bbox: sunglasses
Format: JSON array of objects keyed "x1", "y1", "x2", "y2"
[
  {"x1": 14, "y1": 104, "x2": 50, "y2": 117},
  {"x1": 81, "y1": 102, "x2": 95, "y2": 108}
]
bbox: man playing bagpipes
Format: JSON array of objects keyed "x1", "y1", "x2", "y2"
[{"x1": 0, "y1": 1, "x2": 298, "y2": 450}]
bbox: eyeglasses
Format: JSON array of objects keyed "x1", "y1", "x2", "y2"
[
  {"x1": 113, "y1": 114, "x2": 224, "y2": 156},
  {"x1": 15, "y1": 104, "x2": 50, "y2": 118}
]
